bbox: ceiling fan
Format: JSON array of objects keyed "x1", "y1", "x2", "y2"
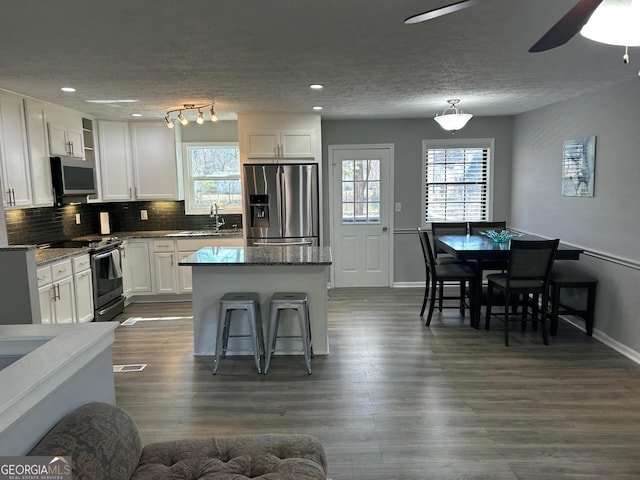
[{"x1": 403, "y1": 0, "x2": 609, "y2": 53}]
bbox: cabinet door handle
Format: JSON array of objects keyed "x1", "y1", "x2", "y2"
[
  {"x1": 129, "y1": 187, "x2": 133, "y2": 199},
  {"x1": 54, "y1": 284, "x2": 61, "y2": 301}
]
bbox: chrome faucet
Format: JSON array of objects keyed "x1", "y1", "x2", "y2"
[{"x1": 210, "y1": 202, "x2": 225, "y2": 232}]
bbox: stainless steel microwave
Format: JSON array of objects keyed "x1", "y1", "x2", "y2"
[{"x1": 50, "y1": 156, "x2": 97, "y2": 205}]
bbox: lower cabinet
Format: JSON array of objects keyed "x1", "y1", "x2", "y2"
[
  {"x1": 153, "y1": 240, "x2": 178, "y2": 294},
  {"x1": 37, "y1": 259, "x2": 76, "y2": 324},
  {"x1": 178, "y1": 251, "x2": 196, "y2": 293},
  {"x1": 122, "y1": 240, "x2": 153, "y2": 297},
  {"x1": 121, "y1": 236, "x2": 244, "y2": 301},
  {"x1": 73, "y1": 254, "x2": 94, "y2": 323}
]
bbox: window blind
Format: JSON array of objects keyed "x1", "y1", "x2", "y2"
[{"x1": 424, "y1": 146, "x2": 489, "y2": 223}]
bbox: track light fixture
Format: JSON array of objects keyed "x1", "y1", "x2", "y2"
[{"x1": 165, "y1": 103, "x2": 217, "y2": 128}]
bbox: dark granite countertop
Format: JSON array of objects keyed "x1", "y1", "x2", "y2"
[
  {"x1": 30, "y1": 230, "x2": 243, "y2": 266},
  {"x1": 75, "y1": 229, "x2": 243, "y2": 241},
  {"x1": 180, "y1": 246, "x2": 332, "y2": 266},
  {"x1": 35, "y1": 248, "x2": 88, "y2": 266}
]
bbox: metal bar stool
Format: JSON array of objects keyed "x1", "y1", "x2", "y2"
[
  {"x1": 548, "y1": 269, "x2": 597, "y2": 336},
  {"x1": 213, "y1": 292, "x2": 264, "y2": 374},
  {"x1": 265, "y1": 292, "x2": 312, "y2": 375}
]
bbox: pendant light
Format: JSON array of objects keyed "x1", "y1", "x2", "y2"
[{"x1": 433, "y1": 99, "x2": 473, "y2": 132}]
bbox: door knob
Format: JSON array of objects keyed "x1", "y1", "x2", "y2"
[{"x1": 382, "y1": 227, "x2": 388, "y2": 232}]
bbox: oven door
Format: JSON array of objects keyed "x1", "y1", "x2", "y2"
[{"x1": 91, "y1": 247, "x2": 124, "y2": 310}]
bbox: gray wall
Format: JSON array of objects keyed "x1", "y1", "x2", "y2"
[
  {"x1": 180, "y1": 120, "x2": 238, "y2": 142},
  {"x1": 321, "y1": 117, "x2": 514, "y2": 283},
  {"x1": 511, "y1": 77, "x2": 640, "y2": 355}
]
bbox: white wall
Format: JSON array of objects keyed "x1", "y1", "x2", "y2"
[{"x1": 511, "y1": 77, "x2": 640, "y2": 356}]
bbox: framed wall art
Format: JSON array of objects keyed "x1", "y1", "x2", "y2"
[{"x1": 562, "y1": 135, "x2": 596, "y2": 197}]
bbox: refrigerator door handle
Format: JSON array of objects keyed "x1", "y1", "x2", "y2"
[{"x1": 277, "y1": 165, "x2": 285, "y2": 238}]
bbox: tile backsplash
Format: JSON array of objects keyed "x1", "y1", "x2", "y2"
[{"x1": 5, "y1": 201, "x2": 242, "y2": 245}]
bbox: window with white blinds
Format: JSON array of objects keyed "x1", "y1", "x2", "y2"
[{"x1": 422, "y1": 139, "x2": 493, "y2": 224}]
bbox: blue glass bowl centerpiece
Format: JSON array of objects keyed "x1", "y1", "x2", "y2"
[{"x1": 479, "y1": 229, "x2": 524, "y2": 243}]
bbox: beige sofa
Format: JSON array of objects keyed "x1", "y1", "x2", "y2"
[{"x1": 29, "y1": 402, "x2": 328, "y2": 480}]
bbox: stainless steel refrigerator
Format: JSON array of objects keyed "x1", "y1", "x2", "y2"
[{"x1": 244, "y1": 164, "x2": 319, "y2": 246}]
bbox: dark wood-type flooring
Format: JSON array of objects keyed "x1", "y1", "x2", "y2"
[{"x1": 112, "y1": 288, "x2": 640, "y2": 480}]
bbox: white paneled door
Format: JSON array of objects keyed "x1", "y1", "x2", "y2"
[{"x1": 330, "y1": 145, "x2": 393, "y2": 287}]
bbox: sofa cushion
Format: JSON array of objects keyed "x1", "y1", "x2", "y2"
[
  {"x1": 132, "y1": 434, "x2": 328, "y2": 480},
  {"x1": 29, "y1": 402, "x2": 142, "y2": 480}
]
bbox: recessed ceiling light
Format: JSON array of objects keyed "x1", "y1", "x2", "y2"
[
  {"x1": 61, "y1": 87, "x2": 76, "y2": 92},
  {"x1": 131, "y1": 113, "x2": 142, "y2": 117},
  {"x1": 313, "y1": 106, "x2": 323, "y2": 110},
  {"x1": 309, "y1": 84, "x2": 323, "y2": 90}
]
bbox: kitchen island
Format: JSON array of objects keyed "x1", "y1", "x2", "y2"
[{"x1": 180, "y1": 245, "x2": 332, "y2": 357}]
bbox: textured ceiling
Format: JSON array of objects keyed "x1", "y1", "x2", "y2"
[{"x1": 0, "y1": 0, "x2": 636, "y2": 121}]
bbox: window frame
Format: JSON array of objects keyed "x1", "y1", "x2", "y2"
[
  {"x1": 421, "y1": 138, "x2": 494, "y2": 227},
  {"x1": 182, "y1": 142, "x2": 242, "y2": 215}
]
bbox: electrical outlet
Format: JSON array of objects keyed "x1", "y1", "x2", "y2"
[
  {"x1": 75, "y1": 213, "x2": 81, "y2": 225},
  {"x1": 395, "y1": 202, "x2": 402, "y2": 212},
  {"x1": 140, "y1": 210, "x2": 148, "y2": 220}
]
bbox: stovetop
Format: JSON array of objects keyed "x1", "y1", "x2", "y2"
[{"x1": 39, "y1": 237, "x2": 122, "y2": 252}]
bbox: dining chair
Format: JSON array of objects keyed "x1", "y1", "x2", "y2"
[
  {"x1": 431, "y1": 222, "x2": 468, "y2": 264},
  {"x1": 417, "y1": 227, "x2": 475, "y2": 326},
  {"x1": 468, "y1": 221, "x2": 507, "y2": 234},
  {"x1": 485, "y1": 238, "x2": 559, "y2": 346}
]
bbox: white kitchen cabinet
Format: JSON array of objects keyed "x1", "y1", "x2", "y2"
[
  {"x1": 178, "y1": 251, "x2": 196, "y2": 293},
  {"x1": 246, "y1": 130, "x2": 315, "y2": 159},
  {"x1": 99, "y1": 121, "x2": 179, "y2": 201},
  {"x1": 123, "y1": 240, "x2": 153, "y2": 295},
  {"x1": 152, "y1": 239, "x2": 177, "y2": 294},
  {"x1": 23, "y1": 99, "x2": 54, "y2": 206},
  {"x1": 0, "y1": 91, "x2": 33, "y2": 208},
  {"x1": 72, "y1": 254, "x2": 94, "y2": 323},
  {"x1": 130, "y1": 122, "x2": 179, "y2": 200},
  {"x1": 176, "y1": 237, "x2": 244, "y2": 294},
  {"x1": 238, "y1": 113, "x2": 321, "y2": 163},
  {"x1": 98, "y1": 120, "x2": 134, "y2": 201},
  {"x1": 37, "y1": 260, "x2": 76, "y2": 324},
  {"x1": 48, "y1": 123, "x2": 84, "y2": 158}
]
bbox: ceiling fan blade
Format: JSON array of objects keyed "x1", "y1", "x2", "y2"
[
  {"x1": 529, "y1": 0, "x2": 605, "y2": 52},
  {"x1": 404, "y1": 0, "x2": 479, "y2": 25}
]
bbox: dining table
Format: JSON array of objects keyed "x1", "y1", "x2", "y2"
[{"x1": 436, "y1": 234, "x2": 584, "y2": 329}]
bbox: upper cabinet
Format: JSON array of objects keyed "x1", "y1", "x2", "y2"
[
  {"x1": 238, "y1": 113, "x2": 321, "y2": 164},
  {"x1": 130, "y1": 122, "x2": 179, "y2": 200},
  {"x1": 98, "y1": 121, "x2": 133, "y2": 201},
  {"x1": 45, "y1": 105, "x2": 85, "y2": 159},
  {"x1": 0, "y1": 91, "x2": 33, "y2": 208},
  {"x1": 246, "y1": 130, "x2": 315, "y2": 159},
  {"x1": 23, "y1": 98, "x2": 54, "y2": 206},
  {"x1": 99, "y1": 121, "x2": 180, "y2": 201},
  {"x1": 48, "y1": 123, "x2": 84, "y2": 158}
]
